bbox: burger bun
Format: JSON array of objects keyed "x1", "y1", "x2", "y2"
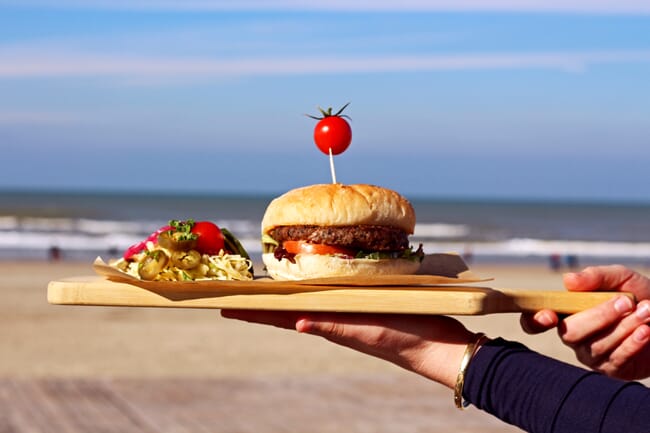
[{"x1": 262, "y1": 183, "x2": 415, "y2": 235}]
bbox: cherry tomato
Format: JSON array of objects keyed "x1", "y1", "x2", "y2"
[
  {"x1": 283, "y1": 240, "x2": 356, "y2": 257},
  {"x1": 314, "y1": 116, "x2": 352, "y2": 155},
  {"x1": 191, "y1": 221, "x2": 225, "y2": 255},
  {"x1": 309, "y1": 103, "x2": 352, "y2": 155}
]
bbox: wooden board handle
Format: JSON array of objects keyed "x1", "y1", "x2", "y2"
[{"x1": 487, "y1": 289, "x2": 636, "y2": 314}]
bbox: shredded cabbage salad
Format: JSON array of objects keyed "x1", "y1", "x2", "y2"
[{"x1": 112, "y1": 241, "x2": 253, "y2": 281}]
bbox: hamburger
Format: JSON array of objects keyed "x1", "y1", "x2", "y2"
[{"x1": 261, "y1": 183, "x2": 424, "y2": 280}]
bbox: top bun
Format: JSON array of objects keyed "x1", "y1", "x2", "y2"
[{"x1": 261, "y1": 183, "x2": 416, "y2": 234}]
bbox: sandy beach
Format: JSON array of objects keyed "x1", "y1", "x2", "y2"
[
  {"x1": 2, "y1": 260, "x2": 649, "y2": 432},
  {"x1": 3, "y1": 260, "x2": 583, "y2": 378}
]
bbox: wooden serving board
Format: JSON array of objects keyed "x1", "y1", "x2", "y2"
[{"x1": 47, "y1": 276, "x2": 634, "y2": 315}]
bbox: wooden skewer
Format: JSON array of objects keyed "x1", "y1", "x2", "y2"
[{"x1": 329, "y1": 148, "x2": 337, "y2": 184}]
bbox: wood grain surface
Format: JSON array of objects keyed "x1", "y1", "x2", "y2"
[{"x1": 48, "y1": 276, "x2": 634, "y2": 315}]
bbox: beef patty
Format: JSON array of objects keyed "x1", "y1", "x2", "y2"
[{"x1": 268, "y1": 225, "x2": 410, "y2": 252}]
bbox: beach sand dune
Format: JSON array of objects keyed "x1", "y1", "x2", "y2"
[{"x1": 2, "y1": 261, "x2": 647, "y2": 432}]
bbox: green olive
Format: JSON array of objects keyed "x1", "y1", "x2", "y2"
[
  {"x1": 171, "y1": 249, "x2": 201, "y2": 270},
  {"x1": 138, "y1": 249, "x2": 169, "y2": 280},
  {"x1": 157, "y1": 230, "x2": 197, "y2": 251}
]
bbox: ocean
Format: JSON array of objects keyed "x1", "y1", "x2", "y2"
[{"x1": 2, "y1": 190, "x2": 650, "y2": 267}]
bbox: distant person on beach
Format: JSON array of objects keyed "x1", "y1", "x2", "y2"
[
  {"x1": 49, "y1": 246, "x2": 61, "y2": 261},
  {"x1": 521, "y1": 265, "x2": 650, "y2": 380},
  {"x1": 549, "y1": 253, "x2": 561, "y2": 272},
  {"x1": 565, "y1": 254, "x2": 579, "y2": 270},
  {"x1": 222, "y1": 266, "x2": 650, "y2": 433}
]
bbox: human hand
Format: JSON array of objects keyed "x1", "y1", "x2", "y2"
[
  {"x1": 220, "y1": 310, "x2": 476, "y2": 388},
  {"x1": 520, "y1": 265, "x2": 650, "y2": 380}
]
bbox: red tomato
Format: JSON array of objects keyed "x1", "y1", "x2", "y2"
[
  {"x1": 191, "y1": 221, "x2": 225, "y2": 255},
  {"x1": 314, "y1": 116, "x2": 352, "y2": 155},
  {"x1": 309, "y1": 103, "x2": 352, "y2": 155},
  {"x1": 283, "y1": 240, "x2": 356, "y2": 257}
]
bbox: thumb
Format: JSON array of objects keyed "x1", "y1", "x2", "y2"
[
  {"x1": 564, "y1": 265, "x2": 647, "y2": 295},
  {"x1": 562, "y1": 270, "x2": 601, "y2": 292}
]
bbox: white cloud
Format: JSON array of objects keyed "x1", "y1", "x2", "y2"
[
  {"x1": 1, "y1": 50, "x2": 649, "y2": 79},
  {"x1": 2, "y1": 0, "x2": 650, "y2": 14}
]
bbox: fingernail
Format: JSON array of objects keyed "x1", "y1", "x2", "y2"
[
  {"x1": 614, "y1": 296, "x2": 634, "y2": 314},
  {"x1": 295, "y1": 318, "x2": 313, "y2": 333},
  {"x1": 535, "y1": 311, "x2": 555, "y2": 327},
  {"x1": 633, "y1": 325, "x2": 650, "y2": 343},
  {"x1": 636, "y1": 302, "x2": 650, "y2": 320}
]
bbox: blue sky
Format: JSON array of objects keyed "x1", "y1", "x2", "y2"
[{"x1": 1, "y1": 1, "x2": 650, "y2": 202}]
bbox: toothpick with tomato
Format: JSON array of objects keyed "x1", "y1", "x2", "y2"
[{"x1": 307, "y1": 102, "x2": 352, "y2": 183}]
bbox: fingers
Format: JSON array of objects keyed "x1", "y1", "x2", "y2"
[
  {"x1": 559, "y1": 295, "x2": 636, "y2": 343},
  {"x1": 295, "y1": 315, "x2": 378, "y2": 349},
  {"x1": 522, "y1": 264, "x2": 646, "y2": 335},
  {"x1": 220, "y1": 309, "x2": 305, "y2": 330},
  {"x1": 520, "y1": 310, "x2": 559, "y2": 334},
  {"x1": 597, "y1": 324, "x2": 650, "y2": 379},
  {"x1": 295, "y1": 314, "x2": 470, "y2": 343},
  {"x1": 563, "y1": 265, "x2": 630, "y2": 292},
  {"x1": 563, "y1": 300, "x2": 650, "y2": 371},
  {"x1": 572, "y1": 300, "x2": 647, "y2": 356},
  {"x1": 563, "y1": 266, "x2": 650, "y2": 300}
]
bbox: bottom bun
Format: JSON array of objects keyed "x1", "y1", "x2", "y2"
[{"x1": 262, "y1": 252, "x2": 421, "y2": 281}]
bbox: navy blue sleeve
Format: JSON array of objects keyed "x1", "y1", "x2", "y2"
[{"x1": 463, "y1": 338, "x2": 650, "y2": 433}]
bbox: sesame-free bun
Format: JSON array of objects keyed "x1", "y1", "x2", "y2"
[
  {"x1": 261, "y1": 183, "x2": 416, "y2": 235},
  {"x1": 262, "y1": 252, "x2": 421, "y2": 281}
]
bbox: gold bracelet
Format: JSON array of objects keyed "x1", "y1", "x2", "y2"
[{"x1": 454, "y1": 332, "x2": 488, "y2": 409}]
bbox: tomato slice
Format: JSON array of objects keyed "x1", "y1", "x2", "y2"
[{"x1": 283, "y1": 240, "x2": 356, "y2": 257}]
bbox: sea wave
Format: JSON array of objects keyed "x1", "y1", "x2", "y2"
[
  {"x1": 0, "y1": 214, "x2": 261, "y2": 261},
  {"x1": 2, "y1": 231, "x2": 650, "y2": 263},
  {"x1": 419, "y1": 239, "x2": 650, "y2": 260},
  {"x1": 414, "y1": 223, "x2": 470, "y2": 238},
  {"x1": 1, "y1": 215, "x2": 650, "y2": 263}
]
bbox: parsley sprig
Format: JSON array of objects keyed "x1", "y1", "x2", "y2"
[{"x1": 168, "y1": 219, "x2": 198, "y2": 241}]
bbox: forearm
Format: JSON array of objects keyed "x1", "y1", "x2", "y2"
[{"x1": 464, "y1": 338, "x2": 650, "y2": 433}]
